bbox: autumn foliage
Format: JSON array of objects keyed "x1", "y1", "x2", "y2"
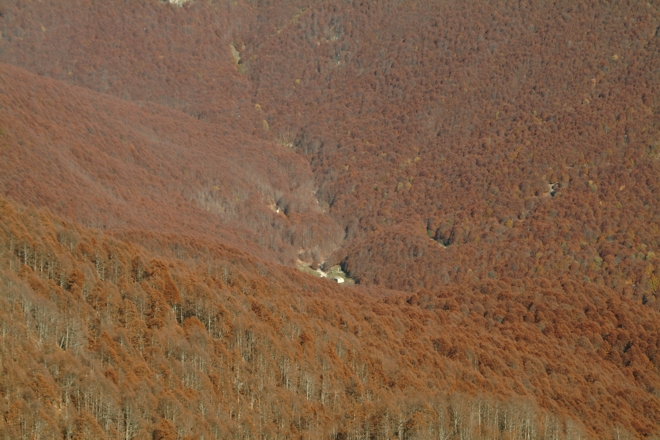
[
  {"x1": 0, "y1": 0, "x2": 660, "y2": 438},
  {"x1": 2, "y1": 196, "x2": 659, "y2": 439}
]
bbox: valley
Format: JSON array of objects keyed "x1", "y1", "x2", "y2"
[{"x1": 0, "y1": 0, "x2": 659, "y2": 438}]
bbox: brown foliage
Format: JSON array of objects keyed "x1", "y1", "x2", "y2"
[
  {"x1": 0, "y1": 197, "x2": 657, "y2": 438},
  {"x1": 0, "y1": 0, "x2": 659, "y2": 438},
  {"x1": 0, "y1": 61, "x2": 343, "y2": 267}
]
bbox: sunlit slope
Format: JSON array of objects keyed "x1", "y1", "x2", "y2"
[
  {"x1": 1, "y1": 196, "x2": 659, "y2": 438},
  {"x1": 0, "y1": 62, "x2": 342, "y2": 265}
]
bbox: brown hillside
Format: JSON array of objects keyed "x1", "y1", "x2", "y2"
[
  {"x1": 0, "y1": 62, "x2": 343, "y2": 265},
  {"x1": 0, "y1": 0, "x2": 257, "y2": 127},
  {"x1": 0, "y1": 0, "x2": 660, "y2": 438},
  {"x1": 239, "y1": 0, "x2": 660, "y2": 292},
  {"x1": 1, "y1": 196, "x2": 659, "y2": 438},
  {"x1": 5, "y1": 0, "x2": 657, "y2": 296}
]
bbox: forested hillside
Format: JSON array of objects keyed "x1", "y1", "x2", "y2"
[
  {"x1": 244, "y1": 0, "x2": 660, "y2": 293},
  {"x1": 0, "y1": 0, "x2": 660, "y2": 438},
  {"x1": 0, "y1": 62, "x2": 343, "y2": 266},
  {"x1": 4, "y1": 0, "x2": 659, "y2": 295},
  {"x1": 2, "y1": 196, "x2": 659, "y2": 439}
]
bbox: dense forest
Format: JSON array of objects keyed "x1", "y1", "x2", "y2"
[
  {"x1": 0, "y1": 0, "x2": 659, "y2": 438},
  {"x1": 0, "y1": 62, "x2": 343, "y2": 267},
  {"x1": 244, "y1": 0, "x2": 660, "y2": 293},
  {"x1": 2, "y1": 195, "x2": 657, "y2": 439}
]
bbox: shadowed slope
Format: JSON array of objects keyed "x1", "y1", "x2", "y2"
[
  {"x1": 0, "y1": 0, "x2": 258, "y2": 127},
  {"x1": 244, "y1": 0, "x2": 660, "y2": 294}
]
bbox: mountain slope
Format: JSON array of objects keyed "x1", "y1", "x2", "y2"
[
  {"x1": 0, "y1": 0, "x2": 659, "y2": 438},
  {"x1": 0, "y1": 61, "x2": 343, "y2": 265},
  {"x1": 244, "y1": 0, "x2": 660, "y2": 293},
  {"x1": 8, "y1": 0, "x2": 659, "y2": 296},
  {"x1": 1, "y1": 196, "x2": 659, "y2": 438}
]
